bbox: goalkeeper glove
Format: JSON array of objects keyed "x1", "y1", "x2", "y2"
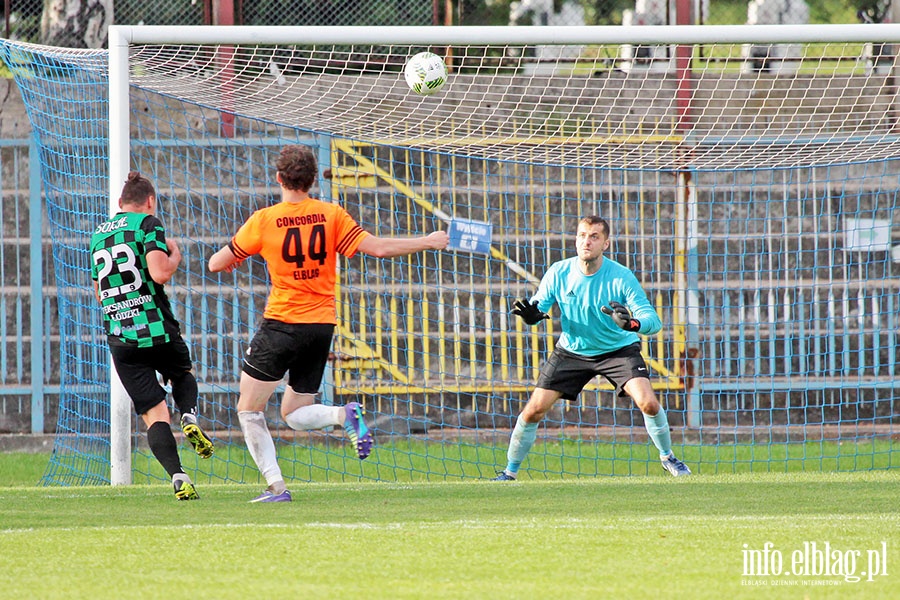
[
  {"x1": 601, "y1": 301, "x2": 641, "y2": 332},
  {"x1": 512, "y1": 298, "x2": 549, "y2": 325}
]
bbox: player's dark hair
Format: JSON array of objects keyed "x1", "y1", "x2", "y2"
[
  {"x1": 579, "y1": 215, "x2": 610, "y2": 237},
  {"x1": 120, "y1": 171, "x2": 156, "y2": 206},
  {"x1": 276, "y1": 145, "x2": 318, "y2": 192}
]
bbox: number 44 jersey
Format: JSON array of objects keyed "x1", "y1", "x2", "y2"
[
  {"x1": 228, "y1": 198, "x2": 370, "y2": 324},
  {"x1": 90, "y1": 212, "x2": 179, "y2": 347}
]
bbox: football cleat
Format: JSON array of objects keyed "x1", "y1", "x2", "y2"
[
  {"x1": 181, "y1": 414, "x2": 215, "y2": 459},
  {"x1": 491, "y1": 470, "x2": 517, "y2": 481},
  {"x1": 173, "y1": 476, "x2": 199, "y2": 500},
  {"x1": 342, "y1": 402, "x2": 374, "y2": 460},
  {"x1": 249, "y1": 489, "x2": 292, "y2": 503},
  {"x1": 661, "y1": 453, "x2": 692, "y2": 477}
]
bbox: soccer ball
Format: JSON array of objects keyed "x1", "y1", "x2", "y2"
[{"x1": 404, "y1": 52, "x2": 448, "y2": 96}]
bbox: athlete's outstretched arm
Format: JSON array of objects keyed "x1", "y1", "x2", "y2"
[
  {"x1": 208, "y1": 245, "x2": 240, "y2": 273},
  {"x1": 357, "y1": 230, "x2": 448, "y2": 258}
]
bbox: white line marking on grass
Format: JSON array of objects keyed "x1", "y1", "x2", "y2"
[
  {"x1": 299, "y1": 514, "x2": 900, "y2": 531},
  {"x1": 0, "y1": 523, "x2": 295, "y2": 534},
  {"x1": 3, "y1": 514, "x2": 895, "y2": 536}
]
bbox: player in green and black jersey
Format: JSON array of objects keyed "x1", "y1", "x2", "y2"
[{"x1": 90, "y1": 171, "x2": 214, "y2": 500}]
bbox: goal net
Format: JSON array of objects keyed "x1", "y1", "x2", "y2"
[{"x1": 2, "y1": 24, "x2": 898, "y2": 485}]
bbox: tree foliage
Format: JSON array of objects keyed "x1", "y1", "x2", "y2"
[{"x1": 40, "y1": 0, "x2": 112, "y2": 48}]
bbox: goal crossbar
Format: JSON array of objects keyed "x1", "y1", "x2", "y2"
[{"x1": 110, "y1": 24, "x2": 900, "y2": 46}]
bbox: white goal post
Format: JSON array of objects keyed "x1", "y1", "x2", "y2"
[{"x1": 106, "y1": 24, "x2": 900, "y2": 485}]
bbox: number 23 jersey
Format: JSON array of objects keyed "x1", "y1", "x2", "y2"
[
  {"x1": 90, "y1": 212, "x2": 178, "y2": 347},
  {"x1": 229, "y1": 198, "x2": 370, "y2": 324}
]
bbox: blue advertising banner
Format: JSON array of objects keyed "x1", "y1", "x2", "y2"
[{"x1": 447, "y1": 218, "x2": 492, "y2": 255}]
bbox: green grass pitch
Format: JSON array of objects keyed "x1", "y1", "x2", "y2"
[{"x1": 1, "y1": 453, "x2": 898, "y2": 599}]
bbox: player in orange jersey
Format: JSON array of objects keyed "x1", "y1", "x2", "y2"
[{"x1": 209, "y1": 144, "x2": 448, "y2": 502}]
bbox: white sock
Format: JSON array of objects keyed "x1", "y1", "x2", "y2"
[
  {"x1": 238, "y1": 410, "x2": 284, "y2": 489},
  {"x1": 284, "y1": 404, "x2": 342, "y2": 431}
]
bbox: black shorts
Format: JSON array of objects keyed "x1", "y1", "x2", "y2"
[
  {"x1": 535, "y1": 342, "x2": 650, "y2": 400},
  {"x1": 109, "y1": 335, "x2": 193, "y2": 415},
  {"x1": 242, "y1": 319, "x2": 334, "y2": 393}
]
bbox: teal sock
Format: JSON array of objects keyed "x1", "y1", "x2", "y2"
[
  {"x1": 644, "y1": 408, "x2": 673, "y2": 458},
  {"x1": 506, "y1": 416, "x2": 539, "y2": 475}
]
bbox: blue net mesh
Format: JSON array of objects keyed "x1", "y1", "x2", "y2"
[{"x1": 1, "y1": 34, "x2": 897, "y2": 486}]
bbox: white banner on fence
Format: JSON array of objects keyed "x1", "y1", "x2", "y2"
[{"x1": 844, "y1": 217, "x2": 892, "y2": 252}]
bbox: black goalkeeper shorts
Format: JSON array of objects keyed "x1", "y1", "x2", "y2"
[{"x1": 535, "y1": 342, "x2": 650, "y2": 400}]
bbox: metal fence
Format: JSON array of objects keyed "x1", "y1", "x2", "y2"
[
  {"x1": 0, "y1": 0, "x2": 896, "y2": 435},
  {"x1": 3, "y1": 133, "x2": 900, "y2": 433},
  {"x1": 0, "y1": 137, "x2": 52, "y2": 435}
]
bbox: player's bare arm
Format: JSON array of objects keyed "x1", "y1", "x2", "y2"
[
  {"x1": 146, "y1": 238, "x2": 181, "y2": 284},
  {"x1": 357, "y1": 230, "x2": 448, "y2": 258},
  {"x1": 208, "y1": 245, "x2": 240, "y2": 273}
]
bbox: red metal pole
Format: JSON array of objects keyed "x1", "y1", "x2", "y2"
[
  {"x1": 674, "y1": 0, "x2": 693, "y2": 133},
  {"x1": 213, "y1": 0, "x2": 236, "y2": 138}
]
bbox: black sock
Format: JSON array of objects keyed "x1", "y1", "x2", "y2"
[
  {"x1": 147, "y1": 421, "x2": 184, "y2": 478},
  {"x1": 169, "y1": 371, "x2": 199, "y2": 417}
]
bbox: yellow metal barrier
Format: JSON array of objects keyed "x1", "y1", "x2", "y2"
[{"x1": 329, "y1": 139, "x2": 685, "y2": 407}]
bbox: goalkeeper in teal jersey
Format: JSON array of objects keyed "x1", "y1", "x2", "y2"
[
  {"x1": 493, "y1": 215, "x2": 691, "y2": 480},
  {"x1": 90, "y1": 171, "x2": 214, "y2": 500}
]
